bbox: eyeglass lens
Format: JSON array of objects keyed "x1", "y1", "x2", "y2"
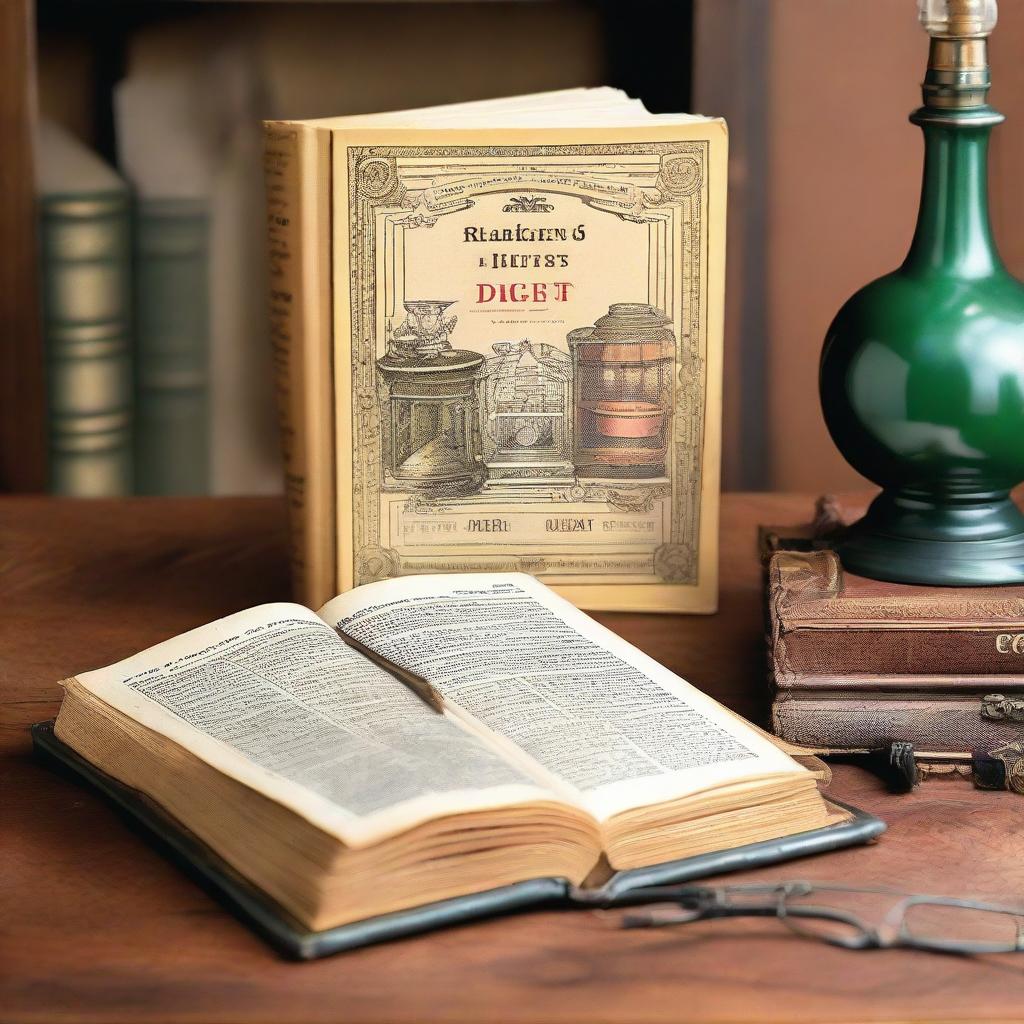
[
  {"x1": 778, "y1": 886, "x2": 1024, "y2": 952},
  {"x1": 900, "y1": 899, "x2": 1024, "y2": 952}
]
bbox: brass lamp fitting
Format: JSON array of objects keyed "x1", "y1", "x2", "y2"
[{"x1": 919, "y1": 0, "x2": 997, "y2": 110}]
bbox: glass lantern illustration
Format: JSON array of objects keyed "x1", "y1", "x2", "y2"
[
  {"x1": 569, "y1": 303, "x2": 675, "y2": 479},
  {"x1": 376, "y1": 300, "x2": 484, "y2": 496},
  {"x1": 479, "y1": 339, "x2": 574, "y2": 488}
]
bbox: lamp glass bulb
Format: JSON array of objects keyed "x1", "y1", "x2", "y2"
[{"x1": 918, "y1": 0, "x2": 997, "y2": 36}]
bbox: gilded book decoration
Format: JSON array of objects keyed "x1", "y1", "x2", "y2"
[{"x1": 345, "y1": 141, "x2": 715, "y2": 604}]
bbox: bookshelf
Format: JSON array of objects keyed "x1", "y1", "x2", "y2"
[
  {"x1": 2, "y1": 0, "x2": 695, "y2": 494},
  {"x1": 0, "y1": 0, "x2": 696, "y2": 495}
]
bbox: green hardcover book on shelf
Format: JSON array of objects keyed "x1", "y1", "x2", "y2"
[
  {"x1": 37, "y1": 121, "x2": 133, "y2": 495},
  {"x1": 133, "y1": 198, "x2": 210, "y2": 494}
]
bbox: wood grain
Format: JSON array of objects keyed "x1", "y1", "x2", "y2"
[{"x1": 4, "y1": 493, "x2": 1024, "y2": 1024}]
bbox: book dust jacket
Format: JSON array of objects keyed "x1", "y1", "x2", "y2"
[{"x1": 335, "y1": 125, "x2": 725, "y2": 612}]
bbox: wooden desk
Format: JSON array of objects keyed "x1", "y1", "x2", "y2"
[{"x1": 4, "y1": 494, "x2": 1024, "y2": 1024}]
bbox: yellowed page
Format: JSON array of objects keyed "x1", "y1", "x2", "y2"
[
  {"x1": 63, "y1": 603, "x2": 568, "y2": 849},
  {"x1": 318, "y1": 573, "x2": 806, "y2": 822},
  {"x1": 303, "y1": 88, "x2": 647, "y2": 130}
]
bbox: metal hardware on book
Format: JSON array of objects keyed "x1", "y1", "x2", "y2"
[
  {"x1": 973, "y1": 739, "x2": 1024, "y2": 794},
  {"x1": 858, "y1": 742, "x2": 921, "y2": 793},
  {"x1": 980, "y1": 694, "x2": 1024, "y2": 722},
  {"x1": 889, "y1": 741, "x2": 919, "y2": 792},
  {"x1": 857, "y1": 736, "x2": 1024, "y2": 794}
]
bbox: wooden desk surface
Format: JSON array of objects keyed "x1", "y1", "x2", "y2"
[{"x1": 3, "y1": 493, "x2": 1024, "y2": 1024}]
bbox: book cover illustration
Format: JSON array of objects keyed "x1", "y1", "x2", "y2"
[{"x1": 343, "y1": 139, "x2": 719, "y2": 605}]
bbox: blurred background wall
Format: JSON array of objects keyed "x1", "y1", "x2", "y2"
[
  {"x1": 30, "y1": 0, "x2": 693, "y2": 496},
  {"x1": 697, "y1": 0, "x2": 1024, "y2": 492},
  {"x1": 15, "y1": 0, "x2": 1024, "y2": 495}
]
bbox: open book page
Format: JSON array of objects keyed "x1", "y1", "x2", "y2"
[
  {"x1": 66, "y1": 603, "x2": 568, "y2": 848},
  {"x1": 319, "y1": 574, "x2": 808, "y2": 822}
]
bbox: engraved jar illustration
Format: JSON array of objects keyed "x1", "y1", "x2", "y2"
[
  {"x1": 479, "y1": 339, "x2": 573, "y2": 489},
  {"x1": 570, "y1": 303, "x2": 675, "y2": 479},
  {"x1": 377, "y1": 300, "x2": 484, "y2": 496}
]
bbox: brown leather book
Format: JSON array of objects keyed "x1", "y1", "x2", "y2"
[
  {"x1": 767, "y1": 548, "x2": 1024, "y2": 752},
  {"x1": 770, "y1": 549, "x2": 1024, "y2": 678}
]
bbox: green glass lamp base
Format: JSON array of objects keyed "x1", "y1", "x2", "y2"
[{"x1": 837, "y1": 492, "x2": 1024, "y2": 586}]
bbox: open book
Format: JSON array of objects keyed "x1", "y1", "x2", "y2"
[{"x1": 50, "y1": 573, "x2": 875, "y2": 948}]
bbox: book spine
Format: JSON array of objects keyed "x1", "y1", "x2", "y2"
[
  {"x1": 772, "y1": 687, "x2": 1024, "y2": 752},
  {"x1": 774, "y1": 625, "x2": 1024, "y2": 680},
  {"x1": 263, "y1": 122, "x2": 335, "y2": 606},
  {"x1": 40, "y1": 191, "x2": 133, "y2": 495},
  {"x1": 133, "y1": 198, "x2": 210, "y2": 495}
]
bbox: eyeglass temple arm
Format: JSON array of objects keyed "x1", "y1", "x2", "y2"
[
  {"x1": 594, "y1": 881, "x2": 814, "y2": 908},
  {"x1": 616, "y1": 887, "x2": 877, "y2": 936}
]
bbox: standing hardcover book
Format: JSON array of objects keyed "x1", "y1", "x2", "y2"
[
  {"x1": 116, "y1": 32, "x2": 281, "y2": 495},
  {"x1": 263, "y1": 89, "x2": 725, "y2": 613},
  {"x1": 38, "y1": 573, "x2": 881, "y2": 958},
  {"x1": 133, "y1": 197, "x2": 211, "y2": 494},
  {"x1": 37, "y1": 121, "x2": 133, "y2": 495}
]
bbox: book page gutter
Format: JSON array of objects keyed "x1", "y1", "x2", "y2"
[
  {"x1": 71, "y1": 603, "x2": 562, "y2": 849},
  {"x1": 319, "y1": 574, "x2": 805, "y2": 823}
]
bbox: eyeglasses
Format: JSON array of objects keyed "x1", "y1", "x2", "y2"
[{"x1": 610, "y1": 881, "x2": 1024, "y2": 955}]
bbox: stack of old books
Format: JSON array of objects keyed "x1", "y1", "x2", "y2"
[{"x1": 764, "y1": 501, "x2": 1024, "y2": 759}]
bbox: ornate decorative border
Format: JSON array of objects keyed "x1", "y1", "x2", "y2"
[{"x1": 347, "y1": 142, "x2": 709, "y2": 587}]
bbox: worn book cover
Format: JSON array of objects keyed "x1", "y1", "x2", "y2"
[
  {"x1": 766, "y1": 544, "x2": 1024, "y2": 751},
  {"x1": 264, "y1": 92, "x2": 725, "y2": 613}
]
